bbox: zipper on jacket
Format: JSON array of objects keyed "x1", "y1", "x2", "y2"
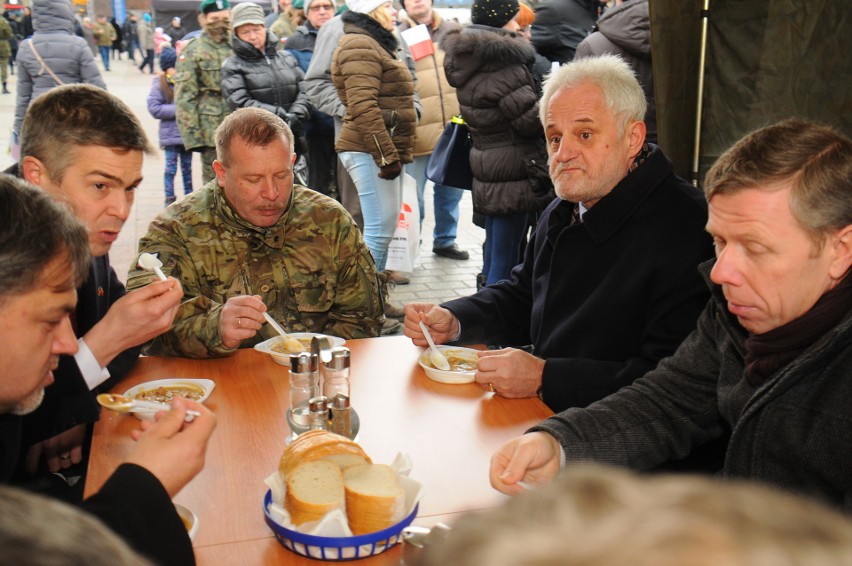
[{"x1": 372, "y1": 134, "x2": 389, "y2": 165}]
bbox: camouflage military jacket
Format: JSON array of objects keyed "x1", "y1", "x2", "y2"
[
  {"x1": 174, "y1": 33, "x2": 233, "y2": 150},
  {"x1": 126, "y1": 181, "x2": 382, "y2": 358}
]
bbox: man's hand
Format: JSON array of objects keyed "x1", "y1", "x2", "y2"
[
  {"x1": 23, "y1": 424, "x2": 87, "y2": 474},
  {"x1": 218, "y1": 294, "x2": 266, "y2": 349},
  {"x1": 126, "y1": 397, "x2": 216, "y2": 498},
  {"x1": 85, "y1": 278, "x2": 184, "y2": 367},
  {"x1": 489, "y1": 432, "x2": 561, "y2": 495},
  {"x1": 475, "y1": 348, "x2": 544, "y2": 398},
  {"x1": 403, "y1": 303, "x2": 460, "y2": 346}
]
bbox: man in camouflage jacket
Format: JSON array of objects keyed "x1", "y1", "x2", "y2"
[
  {"x1": 175, "y1": 0, "x2": 233, "y2": 183},
  {"x1": 127, "y1": 108, "x2": 383, "y2": 358}
]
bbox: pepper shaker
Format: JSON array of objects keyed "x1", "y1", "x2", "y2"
[{"x1": 329, "y1": 393, "x2": 351, "y2": 437}]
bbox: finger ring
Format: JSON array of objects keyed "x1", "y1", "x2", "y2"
[
  {"x1": 488, "y1": 382, "x2": 496, "y2": 393},
  {"x1": 237, "y1": 317, "x2": 242, "y2": 328}
]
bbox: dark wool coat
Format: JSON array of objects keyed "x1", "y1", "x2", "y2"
[
  {"x1": 221, "y1": 33, "x2": 311, "y2": 121},
  {"x1": 443, "y1": 147, "x2": 713, "y2": 411},
  {"x1": 534, "y1": 262, "x2": 852, "y2": 513},
  {"x1": 332, "y1": 11, "x2": 416, "y2": 166},
  {"x1": 441, "y1": 25, "x2": 553, "y2": 216}
]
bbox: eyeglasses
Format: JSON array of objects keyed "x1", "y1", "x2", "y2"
[{"x1": 308, "y1": 4, "x2": 334, "y2": 11}]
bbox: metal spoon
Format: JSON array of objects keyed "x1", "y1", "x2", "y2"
[
  {"x1": 97, "y1": 393, "x2": 201, "y2": 423},
  {"x1": 137, "y1": 252, "x2": 168, "y2": 281},
  {"x1": 419, "y1": 320, "x2": 451, "y2": 371},
  {"x1": 263, "y1": 312, "x2": 304, "y2": 353}
]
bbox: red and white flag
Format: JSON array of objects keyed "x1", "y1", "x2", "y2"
[{"x1": 400, "y1": 24, "x2": 435, "y2": 61}]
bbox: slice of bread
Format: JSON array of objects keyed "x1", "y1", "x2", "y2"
[
  {"x1": 343, "y1": 464, "x2": 405, "y2": 535},
  {"x1": 285, "y1": 459, "x2": 345, "y2": 526},
  {"x1": 279, "y1": 430, "x2": 371, "y2": 480},
  {"x1": 324, "y1": 453, "x2": 371, "y2": 471}
]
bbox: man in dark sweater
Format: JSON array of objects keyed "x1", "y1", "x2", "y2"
[
  {"x1": 405, "y1": 55, "x2": 712, "y2": 413},
  {"x1": 0, "y1": 175, "x2": 217, "y2": 565},
  {"x1": 490, "y1": 118, "x2": 852, "y2": 514}
]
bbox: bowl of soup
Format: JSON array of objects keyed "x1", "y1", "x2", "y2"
[
  {"x1": 254, "y1": 333, "x2": 346, "y2": 366},
  {"x1": 418, "y1": 346, "x2": 479, "y2": 384}
]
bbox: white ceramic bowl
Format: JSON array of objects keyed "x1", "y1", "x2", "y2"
[
  {"x1": 175, "y1": 503, "x2": 199, "y2": 541},
  {"x1": 418, "y1": 346, "x2": 479, "y2": 384},
  {"x1": 254, "y1": 333, "x2": 346, "y2": 366},
  {"x1": 122, "y1": 378, "x2": 215, "y2": 421}
]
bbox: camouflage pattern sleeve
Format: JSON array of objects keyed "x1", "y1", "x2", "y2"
[
  {"x1": 174, "y1": 41, "x2": 204, "y2": 151},
  {"x1": 127, "y1": 196, "x2": 239, "y2": 358},
  {"x1": 323, "y1": 218, "x2": 383, "y2": 339}
]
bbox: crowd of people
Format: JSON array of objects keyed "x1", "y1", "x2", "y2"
[{"x1": 1, "y1": 0, "x2": 851, "y2": 563}]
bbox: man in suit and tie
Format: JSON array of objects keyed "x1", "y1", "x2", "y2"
[{"x1": 8, "y1": 84, "x2": 184, "y2": 488}]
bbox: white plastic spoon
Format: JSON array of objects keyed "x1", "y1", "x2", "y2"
[
  {"x1": 137, "y1": 252, "x2": 168, "y2": 281},
  {"x1": 419, "y1": 320, "x2": 451, "y2": 371},
  {"x1": 263, "y1": 313, "x2": 304, "y2": 353},
  {"x1": 97, "y1": 393, "x2": 200, "y2": 422}
]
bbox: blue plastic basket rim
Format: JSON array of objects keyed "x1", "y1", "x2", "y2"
[{"x1": 263, "y1": 489, "x2": 419, "y2": 547}]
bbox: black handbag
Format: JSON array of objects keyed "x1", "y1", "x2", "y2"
[{"x1": 425, "y1": 116, "x2": 473, "y2": 190}]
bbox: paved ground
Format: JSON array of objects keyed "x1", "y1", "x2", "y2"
[{"x1": 0, "y1": 57, "x2": 485, "y2": 310}]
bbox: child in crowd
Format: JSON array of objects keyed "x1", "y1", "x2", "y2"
[{"x1": 147, "y1": 47, "x2": 193, "y2": 205}]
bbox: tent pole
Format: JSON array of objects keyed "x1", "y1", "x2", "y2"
[{"x1": 691, "y1": 0, "x2": 710, "y2": 186}]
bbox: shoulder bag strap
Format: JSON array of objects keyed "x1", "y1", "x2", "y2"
[{"x1": 28, "y1": 41, "x2": 66, "y2": 86}]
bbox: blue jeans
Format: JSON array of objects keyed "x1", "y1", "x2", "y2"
[
  {"x1": 338, "y1": 151, "x2": 402, "y2": 272},
  {"x1": 127, "y1": 38, "x2": 141, "y2": 61},
  {"x1": 164, "y1": 145, "x2": 193, "y2": 198},
  {"x1": 407, "y1": 155, "x2": 464, "y2": 250},
  {"x1": 98, "y1": 45, "x2": 111, "y2": 70},
  {"x1": 483, "y1": 214, "x2": 528, "y2": 285}
]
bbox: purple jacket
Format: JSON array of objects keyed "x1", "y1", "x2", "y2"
[{"x1": 147, "y1": 76, "x2": 184, "y2": 147}]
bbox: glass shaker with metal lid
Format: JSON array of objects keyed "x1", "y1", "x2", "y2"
[{"x1": 289, "y1": 352, "x2": 318, "y2": 427}]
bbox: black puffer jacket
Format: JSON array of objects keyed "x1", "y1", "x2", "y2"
[
  {"x1": 442, "y1": 25, "x2": 553, "y2": 216},
  {"x1": 221, "y1": 33, "x2": 311, "y2": 122}
]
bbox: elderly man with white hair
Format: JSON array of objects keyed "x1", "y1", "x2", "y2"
[{"x1": 405, "y1": 55, "x2": 713, "y2": 413}]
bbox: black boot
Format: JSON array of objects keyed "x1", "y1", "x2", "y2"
[{"x1": 1, "y1": 82, "x2": 9, "y2": 94}]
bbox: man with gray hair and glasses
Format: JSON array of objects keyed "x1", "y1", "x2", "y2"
[
  {"x1": 406, "y1": 55, "x2": 712, "y2": 413},
  {"x1": 491, "y1": 118, "x2": 852, "y2": 513},
  {"x1": 0, "y1": 176, "x2": 216, "y2": 565}
]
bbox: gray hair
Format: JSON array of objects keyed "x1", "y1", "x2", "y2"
[
  {"x1": 215, "y1": 108, "x2": 295, "y2": 166},
  {"x1": 540, "y1": 54, "x2": 647, "y2": 136},
  {"x1": 704, "y1": 118, "x2": 852, "y2": 248},
  {"x1": 0, "y1": 176, "x2": 90, "y2": 303},
  {"x1": 0, "y1": 485, "x2": 152, "y2": 565}
]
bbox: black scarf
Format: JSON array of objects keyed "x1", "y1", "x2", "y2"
[{"x1": 744, "y1": 272, "x2": 852, "y2": 386}]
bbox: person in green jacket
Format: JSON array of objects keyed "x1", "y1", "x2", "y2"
[
  {"x1": 174, "y1": 0, "x2": 233, "y2": 183},
  {"x1": 92, "y1": 15, "x2": 116, "y2": 71}
]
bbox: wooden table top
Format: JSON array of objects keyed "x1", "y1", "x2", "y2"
[{"x1": 85, "y1": 335, "x2": 553, "y2": 565}]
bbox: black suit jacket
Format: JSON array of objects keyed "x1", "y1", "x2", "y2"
[{"x1": 20, "y1": 256, "x2": 142, "y2": 448}]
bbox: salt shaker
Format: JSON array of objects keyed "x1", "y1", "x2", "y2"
[
  {"x1": 329, "y1": 393, "x2": 351, "y2": 437},
  {"x1": 308, "y1": 395, "x2": 330, "y2": 430},
  {"x1": 289, "y1": 352, "x2": 318, "y2": 427},
  {"x1": 322, "y1": 346, "x2": 351, "y2": 400}
]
